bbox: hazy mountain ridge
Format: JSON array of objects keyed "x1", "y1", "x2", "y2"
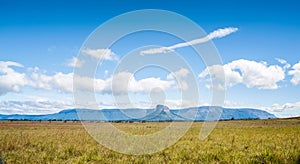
[{"x1": 0, "y1": 105, "x2": 276, "y2": 121}]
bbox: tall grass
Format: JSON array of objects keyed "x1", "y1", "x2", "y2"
[{"x1": 0, "y1": 119, "x2": 299, "y2": 163}]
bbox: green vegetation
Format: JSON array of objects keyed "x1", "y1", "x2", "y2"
[{"x1": 0, "y1": 119, "x2": 299, "y2": 163}]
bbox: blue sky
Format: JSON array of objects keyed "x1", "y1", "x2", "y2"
[{"x1": 0, "y1": 0, "x2": 300, "y2": 117}]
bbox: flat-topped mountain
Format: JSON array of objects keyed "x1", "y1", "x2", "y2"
[{"x1": 0, "y1": 105, "x2": 276, "y2": 121}]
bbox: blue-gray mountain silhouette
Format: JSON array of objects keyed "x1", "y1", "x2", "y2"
[
  {"x1": 138, "y1": 105, "x2": 186, "y2": 121},
  {"x1": 0, "y1": 105, "x2": 276, "y2": 121}
]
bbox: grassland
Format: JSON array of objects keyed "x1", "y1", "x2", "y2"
[{"x1": 0, "y1": 119, "x2": 299, "y2": 163}]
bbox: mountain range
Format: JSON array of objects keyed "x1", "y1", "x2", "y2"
[{"x1": 0, "y1": 105, "x2": 276, "y2": 121}]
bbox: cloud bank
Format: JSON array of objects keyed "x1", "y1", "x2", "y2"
[
  {"x1": 0, "y1": 61, "x2": 186, "y2": 96},
  {"x1": 0, "y1": 99, "x2": 73, "y2": 115}
]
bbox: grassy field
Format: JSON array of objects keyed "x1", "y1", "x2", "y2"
[{"x1": 0, "y1": 119, "x2": 299, "y2": 163}]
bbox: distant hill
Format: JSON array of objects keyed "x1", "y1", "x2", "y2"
[{"x1": 0, "y1": 105, "x2": 276, "y2": 121}]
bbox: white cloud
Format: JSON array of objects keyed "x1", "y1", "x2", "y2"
[
  {"x1": 167, "y1": 68, "x2": 190, "y2": 90},
  {"x1": 275, "y1": 58, "x2": 287, "y2": 65},
  {"x1": 199, "y1": 64, "x2": 239, "y2": 88},
  {"x1": 29, "y1": 72, "x2": 105, "y2": 94},
  {"x1": 104, "y1": 70, "x2": 109, "y2": 77},
  {"x1": 74, "y1": 74, "x2": 106, "y2": 93},
  {"x1": 164, "y1": 99, "x2": 199, "y2": 109},
  {"x1": 0, "y1": 61, "x2": 27, "y2": 95},
  {"x1": 275, "y1": 58, "x2": 291, "y2": 70},
  {"x1": 288, "y1": 61, "x2": 300, "y2": 85},
  {"x1": 52, "y1": 72, "x2": 74, "y2": 93},
  {"x1": 0, "y1": 99, "x2": 74, "y2": 114},
  {"x1": 140, "y1": 47, "x2": 172, "y2": 55},
  {"x1": 26, "y1": 69, "x2": 74, "y2": 93},
  {"x1": 81, "y1": 48, "x2": 118, "y2": 61},
  {"x1": 140, "y1": 27, "x2": 238, "y2": 55},
  {"x1": 33, "y1": 71, "x2": 177, "y2": 95},
  {"x1": 67, "y1": 57, "x2": 85, "y2": 68},
  {"x1": 0, "y1": 60, "x2": 183, "y2": 96},
  {"x1": 27, "y1": 68, "x2": 53, "y2": 90},
  {"x1": 199, "y1": 59, "x2": 285, "y2": 89},
  {"x1": 224, "y1": 100, "x2": 240, "y2": 107},
  {"x1": 167, "y1": 68, "x2": 189, "y2": 80},
  {"x1": 207, "y1": 27, "x2": 238, "y2": 39},
  {"x1": 133, "y1": 77, "x2": 173, "y2": 93},
  {"x1": 266, "y1": 102, "x2": 300, "y2": 118},
  {"x1": 0, "y1": 62, "x2": 75, "y2": 95},
  {"x1": 29, "y1": 74, "x2": 53, "y2": 90},
  {"x1": 108, "y1": 72, "x2": 174, "y2": 95},
  {"x1": 266, "y1": 103, "x2": 295, "y2": 112}
]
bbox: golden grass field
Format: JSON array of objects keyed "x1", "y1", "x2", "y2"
[{"x1": 0, "y1": 118, "x2": 299, "y2": 163}]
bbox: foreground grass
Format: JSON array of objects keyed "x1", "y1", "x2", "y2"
[{"x1": 0, "y1": 119, "x2": 299, "y2": 163}]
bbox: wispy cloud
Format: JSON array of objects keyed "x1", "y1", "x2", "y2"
[
  {"x1": 275, "y1": 58, "x2": 291, "y2": 70},
  {"x1": 140, "y1": 27, "x2": 238, "y2": 55},
  {"x1": 266, "y1": 101, "x2": 300, "y2": 118},
  {"x1": 67, "y1": 57, "x2": 85, "y2": 68},
  {"x1": 81, "y1": 48, "x2": 119, "y2": 61}
]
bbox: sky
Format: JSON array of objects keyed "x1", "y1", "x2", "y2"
[{"x1": 0, "y1": 0, "x2": 300, "y2": 118}]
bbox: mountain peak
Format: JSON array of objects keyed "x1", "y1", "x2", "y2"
[{"x1": 156, "y1": 104, "x2": 170, "y2": 111}]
